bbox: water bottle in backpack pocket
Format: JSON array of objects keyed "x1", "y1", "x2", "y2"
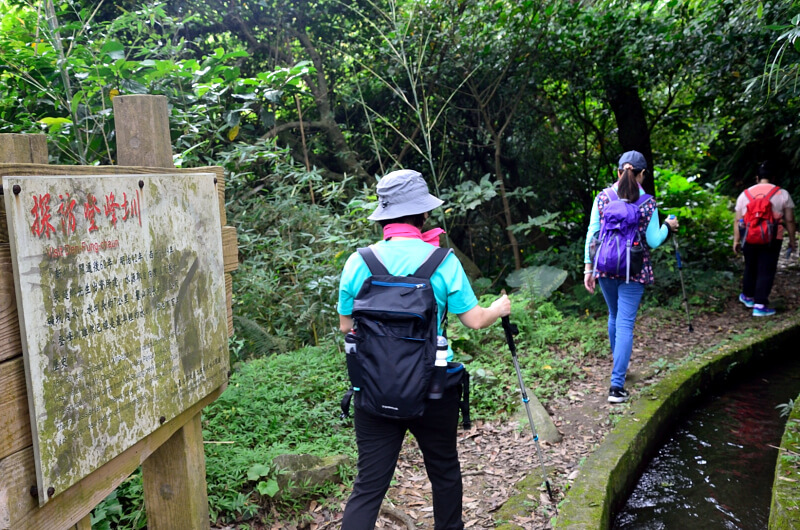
[
  {"x1": 344, "y1": 331, "x2": 363, "y2": 391},
  {"x1": 428, "y1": 336, "x2": 449, "y2": 399},
  {"x1": 628, "y1": 237, "x2": 644, "y2": 277}
]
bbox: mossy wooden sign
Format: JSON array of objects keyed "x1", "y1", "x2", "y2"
[{"x1": 1, "y1": 173, "x2": 228, "y2": 504}]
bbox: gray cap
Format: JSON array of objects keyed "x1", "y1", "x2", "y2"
[
  {"x1": 618, "y1": 151, "x2": 647, "y2": 170},
  {"x1": 367, "y1": 169, "x2": 444, "y2": 221}
]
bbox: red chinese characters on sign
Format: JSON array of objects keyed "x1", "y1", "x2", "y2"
[
  {"x1": 30, "y1": 194, "x2": 56, "y2": 239},
  {"x1": 120, "y1": 191, "x2": 141, "y2": 226},
  {"x1": 104, "y1": 192, "x2": 121, "y2": 227},
  {"x1": 84, "y1": 194, "x2": 102, "y2": 232},
  {"x1": 28, "y1": 189, "x2": 143, "y2": 239},
  {"x1": 57, "y1": 193, "x2": 78, "y2": 235}
]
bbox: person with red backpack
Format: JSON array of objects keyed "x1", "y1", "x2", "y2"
[
  {"x1": 733, "y1": 161, "x2": 796, "y2": 316},
  {"x1": 583, "y1": 151, "x2": 678, "y2": 403}
]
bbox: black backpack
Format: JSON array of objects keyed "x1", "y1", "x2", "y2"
[{"x1": 340, "y1": 246, "x2": 470, "y2": 427}]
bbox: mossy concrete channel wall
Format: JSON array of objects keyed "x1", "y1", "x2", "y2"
[
  {"x1": 542, "y1": 318, "x2": 800, "y2": 530},
  {"x1": 770, "y1": 389, "x2": 800, "y2": 529}
]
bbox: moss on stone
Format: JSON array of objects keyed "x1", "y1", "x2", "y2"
[
  {"x1": 769, "y1": 397, "x2": 800, "y2": 529},
  {"x1": 492, "y1": 472, "x2": 550, "y2": 527}
]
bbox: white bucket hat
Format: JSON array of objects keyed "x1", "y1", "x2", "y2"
[{"x1": 367, "y1": 169, "x2": 444, "y2": 221}]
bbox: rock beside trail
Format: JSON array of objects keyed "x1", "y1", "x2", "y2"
[
  {"x1": 272, "y1": 453, "x2": 350, "y2": 499},
  {"x1": 512, "y1": 392, "x2": 562, "y2": 444}
]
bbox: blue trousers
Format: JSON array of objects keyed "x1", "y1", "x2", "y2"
[
  {"x1": 598, "y1": 278, "x2": 645, "y2": 389},
  {"x1": 342, "y1": 388, "x2": 464, "y2": 530}
]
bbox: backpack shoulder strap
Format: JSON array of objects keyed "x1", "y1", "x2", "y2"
[
  {"x1": 413, "y1": 247, "x2": 453, "y2": 279},
  {"x1": 744, "y1": 188, "x2": 755, "y2": 202},
  {"x1": 766, "y1": 185, "x2": 781, "y2": 200},
  {"x1": 634, "y1": 193, "x2": 653, "y2": 207},
  {"x1": 605, "y1": 187, "x2": 618, "y2": 201},
  {"x1": 357, "y1": 247, "x2": 390, "y2": 276}
]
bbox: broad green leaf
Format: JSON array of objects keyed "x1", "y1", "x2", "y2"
[
  {"x1": 506, "y1": 265, "x2": 568, "y2": 300},
  {"x1": 256, "y1": 479, "x2": 279, "y2": 497},
  {"x1": 225, "y1": 111, "x2": 240, "y2": 127},
  {"x1": 70, "y1": 91, "x2": 84, "y2": 116},
  {"x1": 260, "y1": 109, "x2": 276, "y2": 128},
  {"x1": 101, "y1": 40, "x2": 125, "y2": 61},
  {"x1": 262, "y1": 89, "x2": 283, "y2": 103},
  {"x1": 246, "y1": 463, "x2": 271, "y2": 481},
  {"x1": 120, "y1": 79, "x2": 148, "y2": 94},
  {"x1": 38, "y1": 117, "x2": 72, "y2": 132}
]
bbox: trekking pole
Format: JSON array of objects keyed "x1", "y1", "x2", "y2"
[
  {"x1": 669, "y1": 216, "x2": 694, "y2": 332},
  {"x1": 501, "y1": 316, "x2": 555, "y2": 503}
]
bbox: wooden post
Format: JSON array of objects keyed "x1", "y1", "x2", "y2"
[
  {"x1": 113, "y1": 95, "x2": 174, "y2": 168},
  {"x1": 0, "y1": 133, "x2": 93, "y2": 530},
  {"x1": 0, "y1": 134, "x2": 48, "y2": 164},
  {"x1": 112, "y1": 95, "x2": 211, "y2": 529},
  {"x1": 0, "y1": 134, "x2": 48, "y2": 245}
]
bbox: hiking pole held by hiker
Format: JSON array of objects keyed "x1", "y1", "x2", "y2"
[
  {"x1": 669, "y1": 215, "x2": 694, "y2": 332},
  {"x1": 501, "y1": 316, "x2": 555, "y2": 503}
]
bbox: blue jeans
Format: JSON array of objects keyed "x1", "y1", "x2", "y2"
[{"x1": 598, "y1": 278, "x2": 645, "y2": 389}]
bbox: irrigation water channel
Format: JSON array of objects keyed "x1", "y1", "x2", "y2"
[{"x1": 613, "y1": 348, "x2": 800, "y2": 529}]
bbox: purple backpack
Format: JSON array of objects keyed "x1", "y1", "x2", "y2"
[{"x1": 592, "y1": 188, "x2": 652, "y2": 282}]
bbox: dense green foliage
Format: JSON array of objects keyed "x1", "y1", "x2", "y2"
[
  {"x1": 2, "y1": 0, "x2": 800, "y2": 527},
  {"x1": 201, "y1": 345, "x2": 356, "y2": 522},
  {"x1": 2, "y1": 1, "x2": 798, "y2": 278}
]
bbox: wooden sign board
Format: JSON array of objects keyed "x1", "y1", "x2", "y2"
[{"x1": 1, "y1": 173, "x2": 228, "y2": 505}]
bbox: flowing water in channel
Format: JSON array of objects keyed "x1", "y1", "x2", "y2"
[{"x1": 613, "y1": 352, "x2": 800, "y2": 529}]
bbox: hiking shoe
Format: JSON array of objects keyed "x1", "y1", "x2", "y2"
[
  {"x1": 738, "y1": 293, "x2": 755, "y2": 308},
  {"x1": 608, "y1": 387, "x2": 630, "y2": 403},
  {"x1": 753, "y1": 305, "x2": 776, "y2": 317}
]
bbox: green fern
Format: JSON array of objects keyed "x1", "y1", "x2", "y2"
[{"x1": 233, "y1": 315, "x2": 289, "y2": 359}]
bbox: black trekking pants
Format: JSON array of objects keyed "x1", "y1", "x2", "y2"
[
  {"x1": 341, "y1": 387, "x2": 464, "y2": 530},
  {"x1": 742, "y1": 238, "x2": 782, "y2": 306}
]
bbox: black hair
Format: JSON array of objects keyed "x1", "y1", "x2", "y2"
[
  {"x1": 757, "y1": 161, "x2": 774, "y2": 181},
  {"x1": 379, "y1": 213, "x2": 426, "y2": 229},
  {"x1": 616, "y1": 167, "x2": 642, "y2": 202}
]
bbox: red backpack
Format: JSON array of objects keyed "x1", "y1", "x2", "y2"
[{"x1": 743, "y1": 185, "x2": 781, "y2": 245}]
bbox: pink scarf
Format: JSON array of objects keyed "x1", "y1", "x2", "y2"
[{"x1": 383, "y1": 223, "x2": 445, "y2": 247}]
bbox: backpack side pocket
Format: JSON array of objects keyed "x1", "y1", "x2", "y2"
[
  {"x1": 629, "y1": 234, "x2": 644, "y2": 277},
  {"x1": 589, "y1": 230, "x2": 601, "y2": 262},
  {"x1": 445, "y1": 362, "x2": 471, "y2": 429}
]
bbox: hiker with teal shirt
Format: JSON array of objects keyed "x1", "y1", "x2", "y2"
[
  {"x1": 733, "y1": 161, "x2": 796, "y2": 317},
  {"x1": 583, "y1": 151, "x2": 678, "y2": 403},
  {"x1": 337, "y1": 169, "x2": 510, "y2": 530}
]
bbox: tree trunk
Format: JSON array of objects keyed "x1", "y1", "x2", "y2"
[
  {"x1": 494, "y1": 135, "x2": 522, "y2": 270},
  {"x1": 606, "y1": 85, "x2": 654, "y2": 195}
]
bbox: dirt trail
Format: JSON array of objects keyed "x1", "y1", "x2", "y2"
[{"x1": 282, "y1": 252, "x2": 800, "y2": 530}]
